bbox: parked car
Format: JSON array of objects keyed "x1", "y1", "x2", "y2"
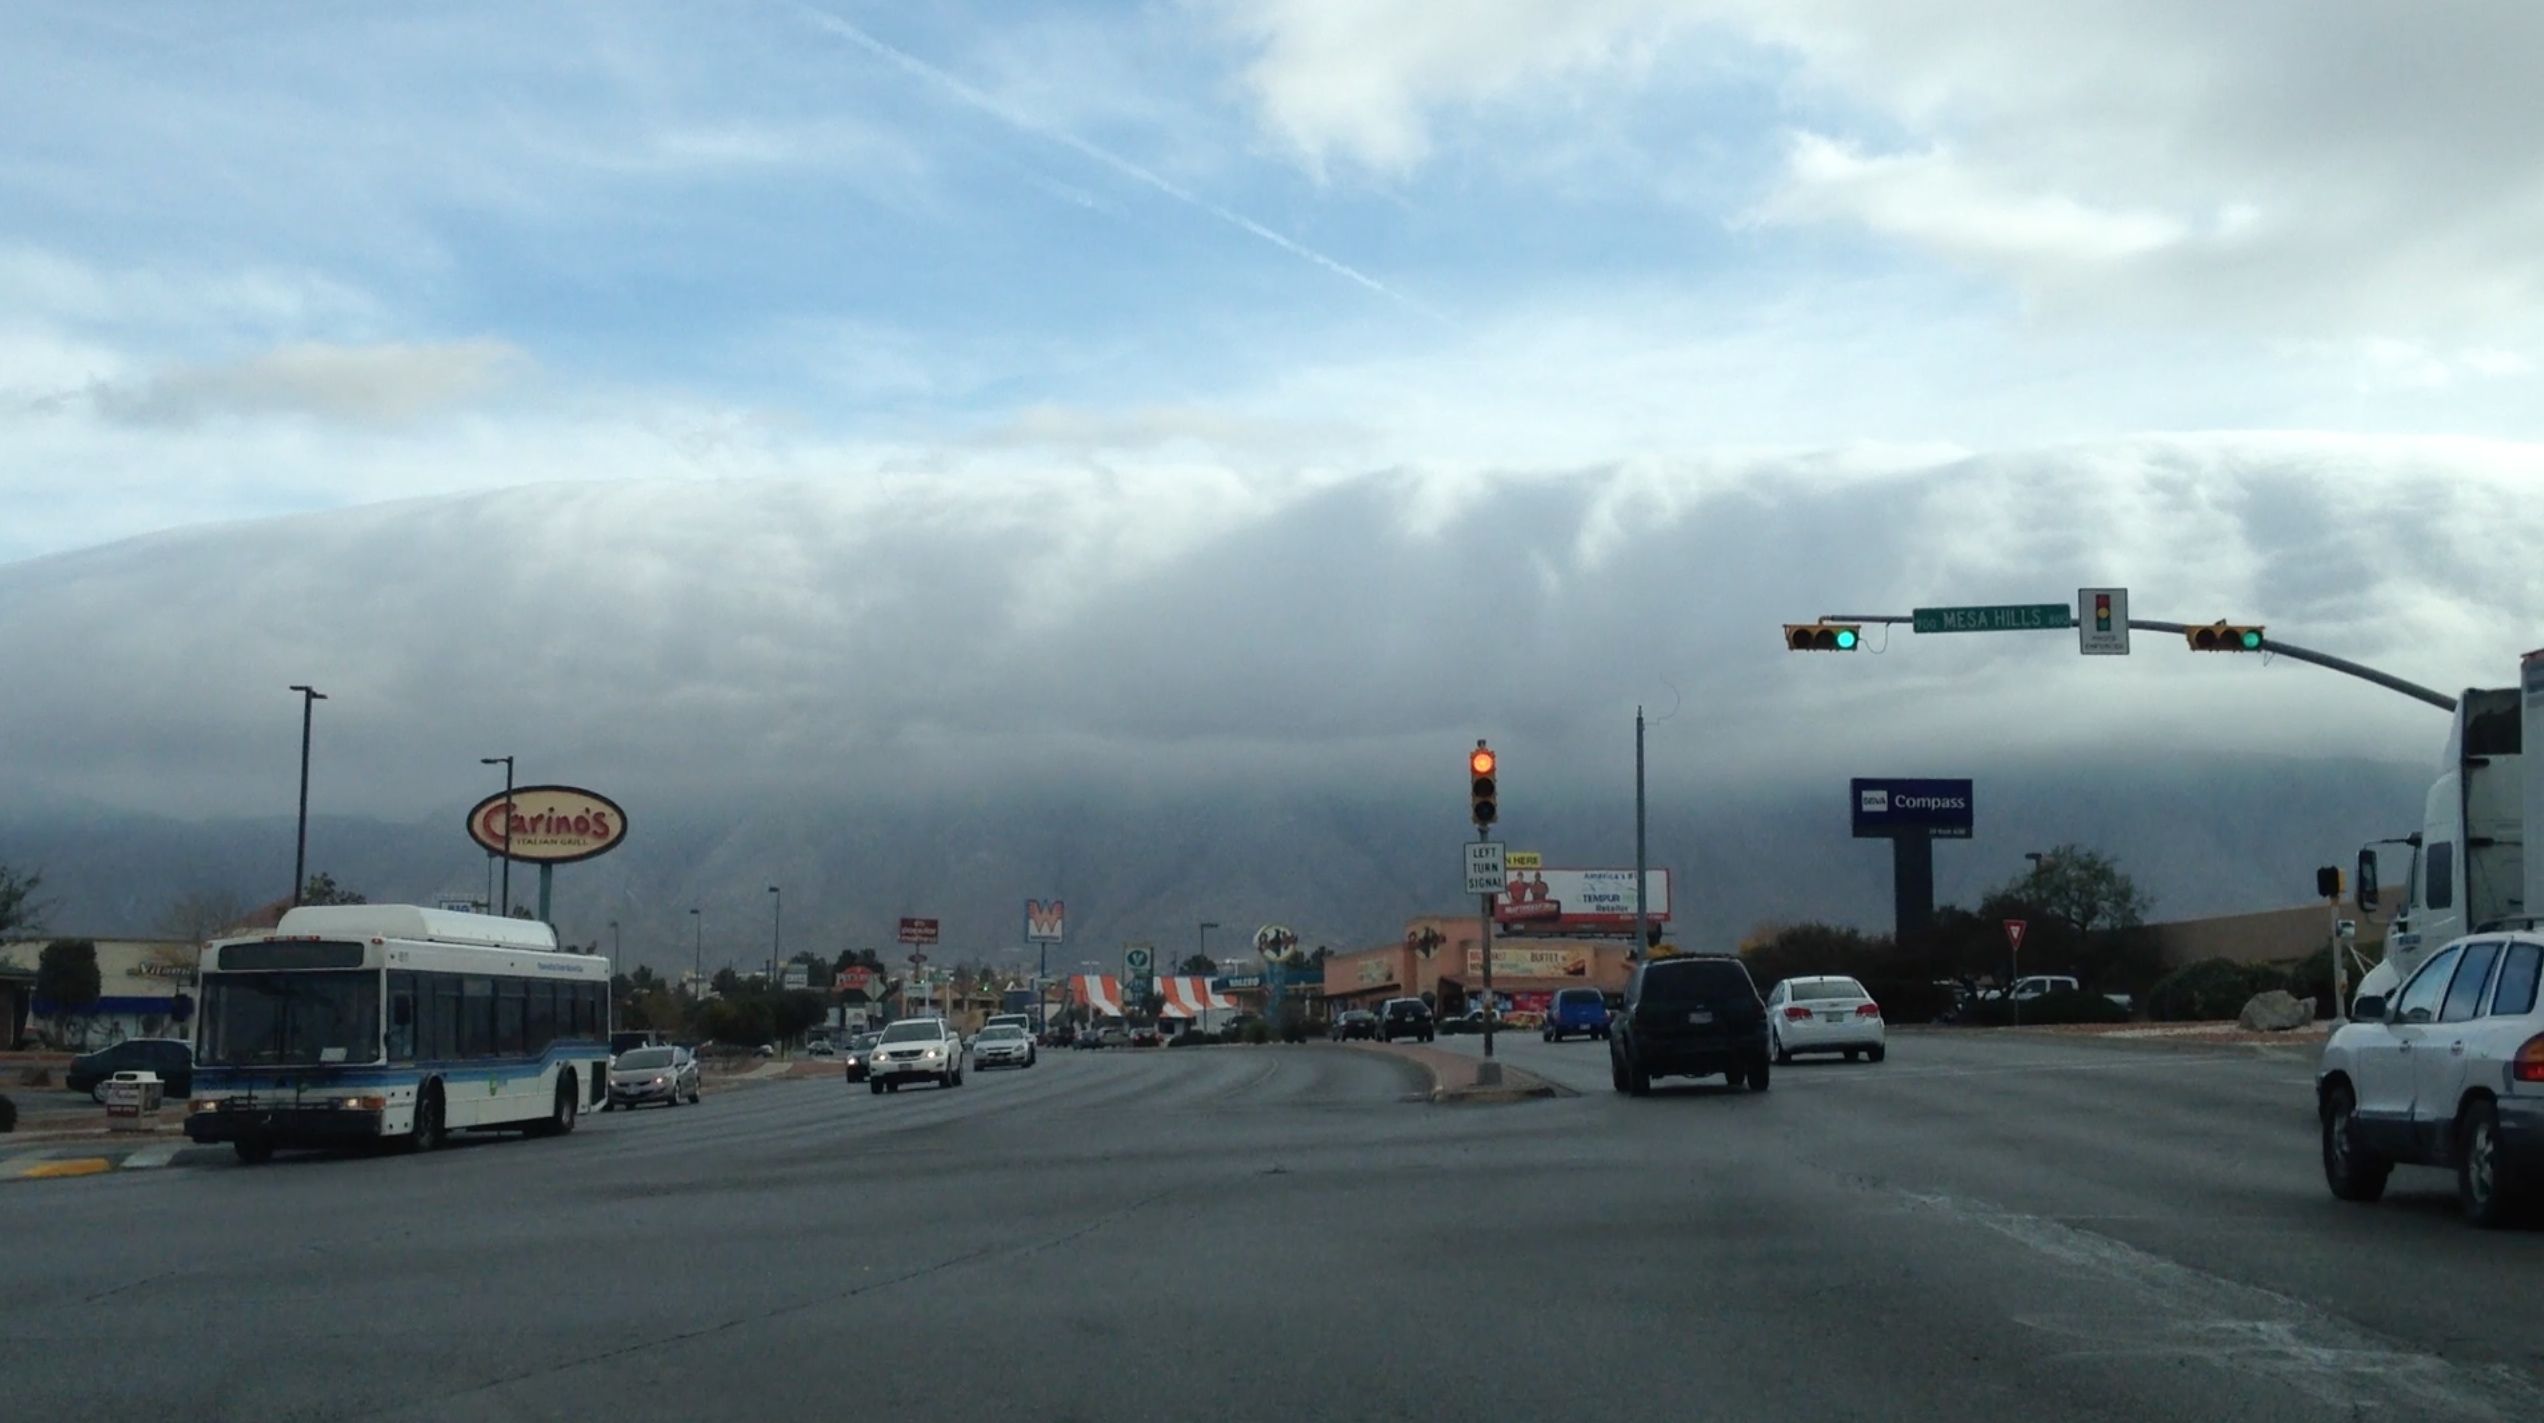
[
  {"x1": 1765, "y1": 976, "x2": 1886, "y2": 1063},
  {"x1": 607, "y1": 1045, "x2": 701, "y2": 1109},
  {"x1": 869, "y1": 1018, "x2": 964, "y2": 1093},
  {"x1": 972, "y1": 1023, "x2": 1037, "y2": 1069},
  {"x1": 1096, "y1": 1024, "x2": 1132, "y2": 1049},
  {"x1": 1610, "y1": 956, "x2": 1771, "y2": 1094},
  {"x1": 2317, "y1": 931, "x2": 2544, "y2": 1226},
  {"x1": 840, "y1": 1032, "x2": 881, "y2": 1083},
  {"x1": 1380, "y1": 997, "x2": 1435, "y2": 1043},
  {"x1": 2010, "y1": 975, "x2": 2080, "y2": 1001},
  {"x1": 1436, "y1": 1009, "x2": 1483, "y2": 1035},
  {"x1": 1542, "y1": 986, "x2": 1612, "y2": 1042},
  {"x1": 805, "y1": 1038, "x2": 836, "y2": 1057},
  {"x1": 1329, "y1": 1009, "x2": 1380, "y2": 1041},
  {"x1": 66, "y1": 1039, "x2": 192, "y2": 1101},
  {"x1": 1129, "y1": 1023, "x2": 1163, "y2": 1047}
]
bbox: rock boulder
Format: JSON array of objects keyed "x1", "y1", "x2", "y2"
[{"x1": 2237, "y1": 989, "x2": 2316, "y2": 1032}]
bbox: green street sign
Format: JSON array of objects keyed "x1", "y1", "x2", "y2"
[{"x1": 1912, "y1": 603, "x2": 2072, "y2": 635}]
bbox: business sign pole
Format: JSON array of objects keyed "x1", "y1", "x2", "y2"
[{"x1": 1026, "y1": 900, "x2": 1064, "y2": 1034}]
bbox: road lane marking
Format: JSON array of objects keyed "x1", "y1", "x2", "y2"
[
  {"x1": 21, "y1": 1157, "x2": 112, "y2": 1179},
  {"x1": 1897, "y1": 1187, "x2": 2544, "y2": 1417}
]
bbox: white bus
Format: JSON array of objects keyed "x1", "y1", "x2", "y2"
[{"x1": 185, "y1": 905, "x2": 611, "y2": 1163}]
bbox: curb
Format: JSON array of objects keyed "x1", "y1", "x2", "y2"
[{"x1": 1337, "y1": 1041, "x2": 1572, "y2": 1103}]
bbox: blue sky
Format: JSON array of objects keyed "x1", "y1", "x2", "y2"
[{"x1": 10, "y1": 0, "x2": 2544, "y2": 566}]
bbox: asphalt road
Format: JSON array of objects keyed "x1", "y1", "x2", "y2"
[{"x1": 7, "y1": 1033, "x2": 2542, "y2": 1422}]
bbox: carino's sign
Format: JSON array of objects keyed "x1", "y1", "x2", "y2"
[{"x1": 467, "y1": 785, "x2": 629, "y2": 864}]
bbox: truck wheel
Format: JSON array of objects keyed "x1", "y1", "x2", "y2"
[
  {"x1": 2320, "y1": 1084, "x2": 2390, "y2": 1203},
  {"x1": 1747, "y1": 1056, "x2": 1771, "y2": 1092},
  {"x1": 1609, "y1": 1050, "x2": 1628, "y2": 1094},
  {"x1": 1627, "y1": 1056, "x2": 1652, "y2": 1097}
]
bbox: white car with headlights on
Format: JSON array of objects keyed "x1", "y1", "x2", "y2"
[
  {"x1": 868, "y1": 1018, "x2": 964, "y2": 1094},
  {"x1": 971, "y1": 1023, "x2": 1036, "y2": 1070},
  {"x1": 1765, "y1": 976, "x2": 1886, "y2": 1064}
]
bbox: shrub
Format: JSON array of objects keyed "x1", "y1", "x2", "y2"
[
  {"x1": 1169, "y1": 1030, "x2": 1215, "y2": 1048},
  {"x1": 1857, "y1": 976, "x2": 1953, "y2": 1025},
  {"x1": 2148, "y1": 958, "x2": 2288, "y2": 1022},
  {"x1": 0, "y1": 1093, "x2": 15, "y2": 1133},
  {"x1": 1241, "y1": 1020, "x2": 1275, "y2": 1046},
  {"x1": 1967, "y1": 989, "x2": 2131, "y2": 1027}
]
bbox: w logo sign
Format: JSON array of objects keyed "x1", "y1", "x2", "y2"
[{"x1": 1026, "y1": 899, "x2": 1066, "y2": 942}]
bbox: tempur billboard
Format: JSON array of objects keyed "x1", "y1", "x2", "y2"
[{"x1": 1492, "y1": 869, "x2": 1669, "y2": 934}]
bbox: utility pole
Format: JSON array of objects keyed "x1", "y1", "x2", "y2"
[
  {"x1": 480, "y1": 756, "x2": 514, "y2": 915},
  {"x1": 288, "y1": 685, "x2": 326, "y2": 905},
  {"x1": 768, "y1": 885, "x2": 782, "y2": 987},
  {"x1": 1634, "y1": 707, "x2": 1648, "y2": 962},
  {"x1": 689, "y1": 908, "x2": 702, "y2": 995}
]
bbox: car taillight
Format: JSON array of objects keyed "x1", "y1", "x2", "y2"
[
  {"x1": 1784, "y1": 1006, "x2": 1812, "y2": 1020},
  {"x1": 1856, "y1": 1003, "x2": 1882, "y2": 1017},
  {"x1": 2514, "y1": 1035, "x2": 2544, "y2": 1083}
]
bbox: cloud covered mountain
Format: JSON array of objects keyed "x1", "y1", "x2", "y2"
[{"x1": 0, "y1": 436, "x2": 2526, "y2": 961}]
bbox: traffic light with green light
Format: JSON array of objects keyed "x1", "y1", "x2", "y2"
[
  {"x1": 1469, "y1": 743, "x2": 1498, "y2": 828},
  {"x1": 2186, "y1": 621, "x2": 2265, "y2": 652},
  {"x1": 1783, "y1": 623, "x2": 1862, "y2": 651}
]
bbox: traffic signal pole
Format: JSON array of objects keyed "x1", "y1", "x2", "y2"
[
  {"x1": 1813, "y1": 614, "x2": 2457, "y2": 712},
  {"x1": 1479, "y1": 821, "x2": 1495, "y2": 1062}
]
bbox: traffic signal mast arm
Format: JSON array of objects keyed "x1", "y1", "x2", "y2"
[{"x1": 1808, "y1": 613, "x2": 2457, "y2": 712}]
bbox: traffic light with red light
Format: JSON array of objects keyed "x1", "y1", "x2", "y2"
[
  {"x1": 2187, "y1": 621, "x2": 2265, "y2": 652},
  {"x1": 2091, "y1": 592, "x2": 2114, "y2": 634},
  {"x1": 1469, "y1": 743, "x2": 1498, "y2": 828},
  {"x1": 1784, "y1": 623, "x2": 1862, "y2": 651}
]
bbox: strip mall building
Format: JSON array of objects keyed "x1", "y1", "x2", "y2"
[{"x1": 1321, "y1": 915, "x2": 1637, "y2": 1024}]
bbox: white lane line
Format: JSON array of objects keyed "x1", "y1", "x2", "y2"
[{"x1": 1897, "y1": 1187, "x2": 2544, "y2": 1418}]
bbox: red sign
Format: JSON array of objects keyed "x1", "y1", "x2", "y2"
[
  {"x1": 834, "y1": 967, "x2": 879, "y2": 995},
  {"x1": 2003, "y1": 919, "x2": 2028, "y2": 953},
  {"x1": 897, "y1": 917, "x2": 939, "y2": 946}
]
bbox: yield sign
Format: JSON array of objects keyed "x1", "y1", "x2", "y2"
[{"x1": 2003, "y1": 919, "x2": 2028, "y2": 953}]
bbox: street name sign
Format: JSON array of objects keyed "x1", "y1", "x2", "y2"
[
  {"x1": 1912, "y1": 603, "x2": 2071, "y2": 635},
  {"x1": 1465, "y1": 842, "x2": 1508, "y2": 895},
  {"x1": 2077, "y1": 587, "x2": 2129, "y2": 656}
]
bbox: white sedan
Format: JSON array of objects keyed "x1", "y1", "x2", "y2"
[{"x1": 1767, "y1": 976, "x2": 1887, "y2": 1063}]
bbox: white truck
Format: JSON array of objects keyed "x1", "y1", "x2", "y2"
[{"x1": 2355, "y1": 677, "x2": 2530, "y2": 1007}]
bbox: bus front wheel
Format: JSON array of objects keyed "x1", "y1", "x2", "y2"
[{"x1": 408, "y1": 1084, "x2": 447, "y2": 1153}]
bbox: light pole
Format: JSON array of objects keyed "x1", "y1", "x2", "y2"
[
  {"x1": 689, "y1": 907, "x2": 702, "y2": 994},
  {"x1": 768, "y1": 885, "x2": 782, "y2": 987},
  {"x1": 608, "y1": 919, "x2": 620, "y2": 980},
  {"x1": 481, "y1": 756, "x2": 515, "y2": 915},
  {"x1": 1197, "y1": 921, "x2": 1218, "y2": 970},
  {"x1": 288, "y1": 685, "x2": 326, "y2": 905}
]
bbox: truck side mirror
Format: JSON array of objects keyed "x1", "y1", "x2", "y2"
[
  {"x1": 2356, "y1": 849, "x2": 2379, "y2": 913},
  {"x1": 2351, "y1": 994, "x2": 2385, "y2": 1022}
]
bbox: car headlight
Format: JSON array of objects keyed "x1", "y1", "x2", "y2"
[
  {"x1": 651, "y1": 1076, "x2": 666, "y2": 1086},
  {"x1": 921, "y1": 1047, "x2": 940, "y2": 1058}
]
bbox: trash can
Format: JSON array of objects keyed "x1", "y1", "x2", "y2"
[{"x1": 105, "y1": 1070, "x2": 163, "y2": 1132}]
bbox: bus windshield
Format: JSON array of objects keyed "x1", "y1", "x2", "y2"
[{"x1": 200, "y1": 970, "x2": 383, "y2": 1067}]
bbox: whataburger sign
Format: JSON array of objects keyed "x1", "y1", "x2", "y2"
[{"x1": 466, "y1": 785, "x2": 629, "y2": 864}]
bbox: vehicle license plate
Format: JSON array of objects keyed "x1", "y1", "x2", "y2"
[
  {"x1": 1822, "y1": 1011, "x2": 1846, "y2": 1022},
  {"x1": 1686, "y1": 1010, "x2": 1713, "y2": 1024}
]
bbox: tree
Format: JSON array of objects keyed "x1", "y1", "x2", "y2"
[
  {"x1": 158, "y1": 889, "x2": 248, "y2": 947},
  {"x1": 711, "y1": 966, "x2": 742, "y2": 998},
  {"x1": 37, "y1": 939, "x2": 101, "y2": 1037},
  {"x1": 300, "y1": 873, "x2": 367, "y2": 906},
  {"x1": 2013, "y1": 845, "x2": 2150, "y2": 939},
  {"x1": 629, "y1": 965, "x2": 659, "y2": 991},
  {"x1": 1177, "y1": 953, "x2": 1217, "y2": 975},
  {"x1": 0, "y1": 863, "x2": 47, "y2": 939}
]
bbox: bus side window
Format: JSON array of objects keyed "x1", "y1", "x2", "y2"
[
  {"x1": 430, "y1": 973, "x2": 462, "y2": 1061},
  {"x1": 461, "y1": 977, "x2": 495, "y2": 1058},
  {"x1": 526, "y1": 980, "x2": 556, "y2": 1055},
  {"x1": 495, "y1": 979, "x2": 527, "y2": 1056},
  {"x1": 578, "y1": 982, "x2": 602, "y2": 1039},
  {"x1": 387, "y1": 972, "x2": 417, "y2": 1063}
]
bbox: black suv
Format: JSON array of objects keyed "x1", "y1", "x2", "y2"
[
  {"x1": 1379, "y1": 997, "x2": 1435, "y2": 1043},
  {"x1": 1609, "y1": 956, "x2": 1770, "y2": 1094}
]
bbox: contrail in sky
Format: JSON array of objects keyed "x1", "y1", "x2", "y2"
[{"x1": 791, "y1": 5, "x2": 1437, "y2": 318}]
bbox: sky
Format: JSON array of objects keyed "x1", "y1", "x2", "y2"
[{"x1": 6, "y1": 1, "x2": 2544, "y2": 920}]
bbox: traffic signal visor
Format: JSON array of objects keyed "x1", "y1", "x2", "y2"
[
  {"x1": 2186, "y1": 621, "x2": 2265, "y2": 652},
  {"x1": 1784, "y1": 623, "x2": 1861, "y2": 651}
]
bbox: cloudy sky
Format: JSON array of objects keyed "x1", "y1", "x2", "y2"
[{"x1": 6, "y1": 2, "x2": 2544, "y2": 918}]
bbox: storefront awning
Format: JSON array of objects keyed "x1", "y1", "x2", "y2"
[
  {"x1": 1071, "y1": 974, "x2": 1125, "y2": 1016},
  {"x1": 1157, "y1": 976, "x2": 1235, "y2": 1018}
]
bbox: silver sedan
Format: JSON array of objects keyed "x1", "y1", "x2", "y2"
[{"x1": 607, "y1": 1045, "x2": 702, "y2": 1109}]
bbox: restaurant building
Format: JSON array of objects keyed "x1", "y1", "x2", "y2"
[{"x1": 1321, "y1": 915, "x2": 1636, "y2": 1026}]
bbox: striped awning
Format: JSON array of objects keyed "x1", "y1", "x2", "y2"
[
  {"x1": 1071, "y1": 974, "x2": 1125, "y2": 1016},
  {"x1": 1158, "y1": 976, "x2": 1236, "y2": 1018}
]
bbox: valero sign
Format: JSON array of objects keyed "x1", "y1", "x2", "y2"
[{"x1": 466, "y1": 785, "x2": 629, "y2": 864}]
